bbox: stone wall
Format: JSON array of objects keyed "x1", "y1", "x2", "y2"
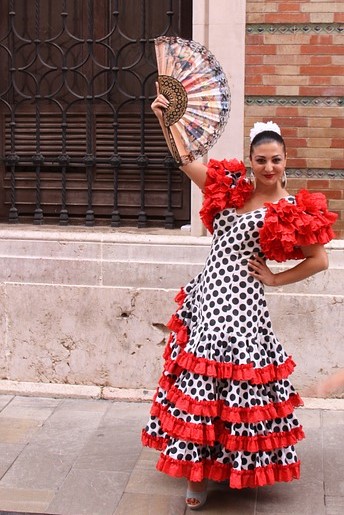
[{"x1": 0, "y1": 227, "x2": 342, "y2": 396}]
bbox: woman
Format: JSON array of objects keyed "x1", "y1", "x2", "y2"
[{"x1": 142, "y1": 89, "x2": 337, "y2": 510}]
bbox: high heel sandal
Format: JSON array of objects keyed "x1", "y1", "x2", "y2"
[{"x1": 185, "y1": 488, "x2": 208, "y2": 510}]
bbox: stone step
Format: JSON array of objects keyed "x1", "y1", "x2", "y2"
[{"x1": 0, "y1": 228, "x2": 342, "y2": 294}]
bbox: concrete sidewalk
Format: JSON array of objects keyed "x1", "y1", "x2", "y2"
[{"x1": 0, "y1": 395, "x2": 342, "y2": 515}]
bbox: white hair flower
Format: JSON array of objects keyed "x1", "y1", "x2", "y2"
[{"x1": 249, "y1": 121, "x2": 281, "y2": 143}]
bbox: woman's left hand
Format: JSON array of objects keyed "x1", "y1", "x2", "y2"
[{"x1": 248, "y1": 254, "x2": 276, "y2": 286}]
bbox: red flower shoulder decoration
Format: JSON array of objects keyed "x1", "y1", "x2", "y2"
[
  {"x1": 260, "y1": 189, "x2": 338, "y2": 262},
  {"x1": 199, "y1": 159, "x2": 254, "y2": 233}
]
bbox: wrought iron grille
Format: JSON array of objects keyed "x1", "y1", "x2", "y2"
[{"x1": 0, "y1": 0, "x2": 192, "y2": 227}]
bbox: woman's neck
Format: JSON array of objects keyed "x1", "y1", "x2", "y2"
[{"x1": 253, "y1": 185, "x2": 289, "y2": 203}]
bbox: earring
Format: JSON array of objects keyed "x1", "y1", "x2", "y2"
[
  {"x1": 281, "y1": 170, "x2": 287, "y2": 188},
  {"x1": 250, "y1": 174, "x2": 256, "y2": 190}
]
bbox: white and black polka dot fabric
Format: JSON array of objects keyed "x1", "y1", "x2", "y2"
[{"x1": 142, "y1": 199, "x2": 305, "y2": 488}]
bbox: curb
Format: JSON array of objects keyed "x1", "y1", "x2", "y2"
[{"x1": 0, "y1": 380, "x2": 343, "y2": 409}]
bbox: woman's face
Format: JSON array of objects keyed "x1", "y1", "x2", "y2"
[{"x1": 250, "y1": 141, "x2": 287, "y2": 189}]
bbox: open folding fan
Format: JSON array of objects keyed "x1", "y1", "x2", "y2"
[{"x1": 154, "y1": 36, "x2": 231, "y2": 165}]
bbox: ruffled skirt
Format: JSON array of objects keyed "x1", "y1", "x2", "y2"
[{"x1": 142, "y1": 278, "x2": 305, "y2": 489}]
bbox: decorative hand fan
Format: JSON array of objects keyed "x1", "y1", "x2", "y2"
[{"x1": 154, "y1": 36, "x2": 231, "y2": 165}]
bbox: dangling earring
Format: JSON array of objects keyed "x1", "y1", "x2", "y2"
[
  {"x1": 250, "y1": 174, "x2": 256, "y2": 190},
  {"x1": 281, "y1": 170, "x2": 287, "y2": 188}
]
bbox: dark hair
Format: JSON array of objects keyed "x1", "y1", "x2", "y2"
[{"x1": 249, "y1": 130, "x2": 286, "y2": 158}]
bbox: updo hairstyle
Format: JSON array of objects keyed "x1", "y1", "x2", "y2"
[{"x1": 249, "y1": 130, "x2": 287, "y2": 158}]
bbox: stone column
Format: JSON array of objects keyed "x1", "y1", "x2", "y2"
[{"x1": 191, "y1": 0, "x2": 247, "y2": 235}]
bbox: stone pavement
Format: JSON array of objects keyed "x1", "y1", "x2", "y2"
[{"x1": 0, "y1": 395, "x2": 342, "y2": 515}]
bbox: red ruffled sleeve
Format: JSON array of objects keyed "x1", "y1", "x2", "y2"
[
  {"x1": 260, "y1": 189, "x2": 338, "y2": 262},
  {"x1": 199, "y1": 158, "x2": 254, "y2": 233}
]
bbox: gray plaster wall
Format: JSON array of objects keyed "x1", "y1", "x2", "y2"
[{"x1": 0, "y1": 227, "x2": 342, "y2": 395}]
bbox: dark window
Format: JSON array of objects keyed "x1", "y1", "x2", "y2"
[{"x1": 0, "y1": 0, "x2": 192, "y2": 227}]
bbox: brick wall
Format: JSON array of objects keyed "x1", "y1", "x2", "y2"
[{"x1": 244, "y1": 0, "x2": 344, "y2": 238}]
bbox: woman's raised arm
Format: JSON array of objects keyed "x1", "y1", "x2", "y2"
[{"x1": 151, "y1": 84, "x2": 207, "y2": 190}]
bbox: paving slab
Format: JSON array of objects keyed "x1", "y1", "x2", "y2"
[
  {"x1": 125, "y1": 447, "x2": 186, "y2": 497},
  {"x1": 322, "y1": 410, "x2": 344, "y2": 497},
  {"x1": 256, "y1": 479, "x2": 326, "y2": 515},
  {"x1": 0, "y1": 396, "x2": 61, "y2": 420},
  {"x1": 55, "y1": 397, "x2": 109, "y2": 413},
  {"x1": 114, "y1": 492, "x2": 186, "y2": 515},
  {"x1": 73, "y1": 425, "x2": 143, "y2": 473},
  {"x1": 0, "y1": 486, "x2": 54, "y2": 513},
  {"x1": 325, "y1": 495, "x2": 344, "y2": 515},
  {"x1": 0, "y1": 445, "x2": 79, "y2": 490},
  {"x1": 101, "y1": 400, "x2": 150, "y2": 425},
  {"x1": 194, "y1": 484, "x2": 257, "y2": 514},
  {"x1": 0, "y1": 512, "x2": 50, "y2": 515},
  {"x1": 0, "y1": 418, "x2": 43, "y2": 445},
  {"x1": 47, "y1": 469, "x2": 129, "y2": 515},
  {"x1": 0, "y1": 397, "x2": 14, "y2": 412},
  {"x1": 0, "y1": 396, "x2": 341, "y2": 515}
]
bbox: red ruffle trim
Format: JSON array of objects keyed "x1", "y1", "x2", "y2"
[
  {"x1": 151, "y1": 393, "x2": 303, "y2": 445},
  {"x1": 174, "y1": 288, "x2": 186, "y2": 308},
  {"x1": 165, "y1": 349, "x2": 296, "y2": 384},
  {"x1": 165, "y1": 385, "x2": 303, "y2": 423},
  {"x1": 151, "y1": 402, "x2": 218, "y2": 445},
  {"x1": 157, "y1": 454, "x2": 301, "y2": 488},
  {"x1": 166, "y1": 314, "x2": 189, "y2": 347},
  {"x1": 260, "y1": 189, "x2": 338, "y2": 262},
  {"x1": 141, "y1": 429, "x2": 167, "y2": 451},
  {"x1": 142, "y1": 420, "x2": 304, "y2": 453},
  {"x1": 218, "y1": 425, "x2": 305, "y2": 452},
  {"x1": 199, "y1": 158, "x2": 254, "y2": 233}
]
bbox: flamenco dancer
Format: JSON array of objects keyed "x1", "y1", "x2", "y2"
[{"x1": 142, "y1": 89, "x2": 337, "y2": 510}]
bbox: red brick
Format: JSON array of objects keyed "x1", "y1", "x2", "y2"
[
  {"x1": 275, "y1": 107, "x2": 300, "y2": 117},
  {"x1": 287, "y1": 158, "x2": 307, "y2": 167},
  {"x1": 308, "y1": 76, "x2": 335, "y2": 85},
  {"x1": 281, "y1": 127, "x2": 298, "y2": 137},
  {"x1": 246, "y1": 55, "x2": 264, "y2": 65},
  {"x1": 277, "y1": 117, "x2": 309, "y2": 128},
  {"x1": 332, "y1": 139, "x2": 344, "y2": 149},
  {"x1": 245, "y1": 75, "x2": 265, "y2": 85},
  {"x1": 334, "y1": 13, "x2": 344, "y2": 22},
  {"x1": 301, "y1": 45, "x2": 344, "y2": 55},
  {"x1": 307, "y1": 180, "x2": 330, "y2": 189},
  {"x1": 285, "y1": 138, "x2": 308, "y2": 148},
  {"x1": 278, "y1": 3, "x2": 300, "y2": 12},
  {"x1": 331, "y1": 160, "x2": 344, "y2": 168},
  {"x1": 300, "y1": 65, "x2": 342, "y2": 76},
  {"x1": 286, "y1": 150, "x2": 298, "y2": 159},
  {"x1": 246, "y1": 45, "x2": 276, "y2": 55},
  {"x1": 332, "y1": 119, "x2": 344, "y2": 128},
  {"x1": 265, "y1": 13, "x2": 310, "y2": 23},
  {"x1": 310, "y1": 35, "x2": 334, "y2": 45},
  {"x1": 322, "y1": 190, "x2": 343, "y2": 200},
  {"x1": 246, "y1": 65, "x2": 276, "y2": 75},
  {"x1": 245, "y1": 35, "x2": 265, "y2": 45}
]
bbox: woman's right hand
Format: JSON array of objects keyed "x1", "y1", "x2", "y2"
[
  {"x1": 151, "y1": 82, "x2": 169, "y2": 119},
  {"x1": 151, "y1": 81, "x2": 207, "y2": 189}
]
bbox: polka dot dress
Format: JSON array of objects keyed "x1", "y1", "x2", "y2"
[{"x1": 142, "y1": 201, "x2": 305, "y2": 489}]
